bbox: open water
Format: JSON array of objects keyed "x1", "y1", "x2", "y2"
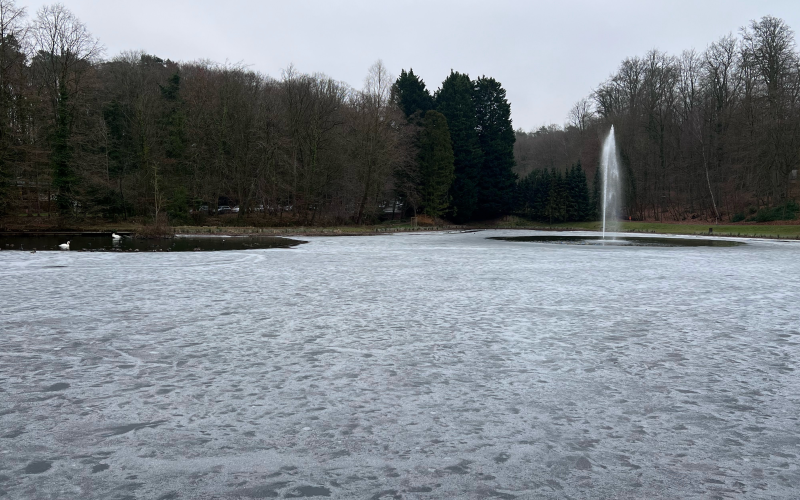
[{"x1": 0, "y1": 230, "x2": 798, "y2": 499}]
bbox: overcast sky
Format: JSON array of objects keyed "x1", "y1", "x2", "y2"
[{"x1": 21, "y1": 0, "x2": 800, "y2": 130}]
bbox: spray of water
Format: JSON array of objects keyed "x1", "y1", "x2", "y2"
[{"x1": 600, "y1": 126, "x2": 621, "y2": 241}]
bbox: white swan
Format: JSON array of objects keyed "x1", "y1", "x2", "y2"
[
  {"x1": 58, "y1": 241, "x2": 70, "y2": 250},
  {"x1": 112, "y1": 233, "x2": 121, "y2": 240}
]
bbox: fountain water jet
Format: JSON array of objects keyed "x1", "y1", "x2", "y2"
[{"x1": 600, "y1": 126, "x2": 621, "y2": 241}]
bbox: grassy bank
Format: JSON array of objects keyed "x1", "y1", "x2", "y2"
[
  {"x1": 4, "y1": 214, "x2": 800, "y2": 239},
  {"x1": 491, "y1": 219, "x2": 800, "y2": 238}
]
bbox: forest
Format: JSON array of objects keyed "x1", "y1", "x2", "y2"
[
  {"x1": 1, "y1": 0, "x2": 798, "y2": 227},
  {"x1": 515, "y1": 15, "x2": 800, "y2": 223},
  {"x1": 0, "y1": 1, "x2": 517, "y2": 226}
]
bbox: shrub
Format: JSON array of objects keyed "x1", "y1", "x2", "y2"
[
  {"x1": 731, "y1": 213, "x2": 746, "y2": 223},
  {"x1": 755, "y1": 201, "x2": 799, "y2": 222}
]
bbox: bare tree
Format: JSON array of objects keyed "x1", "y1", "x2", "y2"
[
  {"x1": 30, "y1": 3, "x2": 103, "y2": 113},
  {"x1": 567, "y1": 97, "x2": 594, "y2": 132},
  {"x1": 351, "y1": 60, "x2": 401, "y2": 224}
]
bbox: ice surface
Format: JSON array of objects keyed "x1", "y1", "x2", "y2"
[{"x1": 1, "y1": 230, "x2": 798, "y2": 498}]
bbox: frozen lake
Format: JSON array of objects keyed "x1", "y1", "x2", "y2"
[{"x1": 1, "y1": 230, "x2": 798, "y2": 499}]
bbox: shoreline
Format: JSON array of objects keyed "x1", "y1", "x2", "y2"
[{"x1": 2, "y1": 220, "x2": 800, "y2": 239}]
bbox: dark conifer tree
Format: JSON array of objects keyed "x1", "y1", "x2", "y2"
[
  {"x1": 435, "y1": 71, "x2": 482, "y2": 222},
  {"x1": 159, "y1": 72, "x2": 186, "y2": 161},
  {"x1": 392, "y1": 69, "x2": 433, "y2": 119},
  {"x1": 473, "y1": 76, "x2": 517, "y2": 218},
  {"x1": 565, "y1": 164, "x2": 578, "y2": 221},
  {"x1": 573, "y1": 162, "x2": 592, "y2": 221},
  {"x1": 418, "y1": 110, "x2": 455, "y2": 219},
  {"x1": 52, "y1": 86, "x2": 76, "y2": 216},
  {"x1": 592, "y1": 164, "x2": 602, "y2": 220}
]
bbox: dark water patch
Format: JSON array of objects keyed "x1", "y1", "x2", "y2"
[
  {"x1": 92, "y1": 463, "x2": 110, "y2": 473},
  {"x1": 43, "y1": 382, "x2": 70, "y2": 392},
  {"x1": 284, "y1": 485, "x2": 332, "y2": 497},
  {"x1": 444, "y1": 460, "x2": 472, "y2": 474},
  {"x1": 2, "y1": 429, "x2": 24, "y2": 439},
  {"x1": 0, "y1": 234, "x2": 305, "y2": 252},
  {"x1": 369, "y1": 490, "x2": 401, "y2": 500},
  {"x1": 489, "y1": 235, "x2": 745, "y2": 247},
  {"x1": 23, "y1": 461, "x2": 51, "y2": 474},
  {"x1": 479, "y1": 490, "x2": 517, "y2": 500},
  {"x1": 101, "y1": 420, "x2": 167, "y2": 437},
  {"x1": 236, "y1": 485, "x2": 280, "y2": 498}
]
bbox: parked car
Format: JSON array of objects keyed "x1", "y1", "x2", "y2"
[
  {"x1": 231, "y1": 206, "x2": 240, "y2": 213},
  {"x1": 217, "y1": 205, "x2": 231, "y2": 214}
]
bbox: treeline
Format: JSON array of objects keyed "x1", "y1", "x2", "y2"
[
  {"x1": 517, "y1": 162, "x2": 594, "y2": 223},
  {"x1": 0, "y1": 0, "x2": 410, "y2": 224},
  {"x1": 515, "y1": 15, "x2": 800, "y2": 223},
  {"x1": 0, "y1": 1, "x2": 523, "y2": 225},
  {"x1": 388, "y1": 69, "x2": 518, "y2": 222}
]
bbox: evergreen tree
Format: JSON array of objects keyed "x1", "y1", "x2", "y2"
[
  {"x1": 418, "y1": 110, "x2": 455, "y2": 219},
  {"x1": 0, "y1": 29, "x2": 26, "y2": 215},
  {"x1": 473, "y1": 76, "x2": 517, "y2": 218},
  {"x1": 159, "y1": 72, "x2": 186, "y2": 161},
  {"x1": 435, "y1": 71, "x2": 482, "y2": 222},
  {"x1": 573, "y1": 162, "x2": 592, "y2": 221},
  {"x1": 565, "y1": 164, "x2": 579, "y2": 221},
  {"x1": 103, "y1": 99, "x2": 134, "y2": 218},
  {"x1": 159, "y1": 72, "x2": 190, "y2": 221},
  {"x1": 392, "y1": 69, "x2": 433, "y2": 118},
  {"x1": 52, "y1": 86, "x2": 76, "y2": 216},
  {"x1": 592, "y1": 164, "x2": 602, "y2": 220}
]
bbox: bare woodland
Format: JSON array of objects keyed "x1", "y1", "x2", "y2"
[
  {"x1": 515, "y1": 16, "x2": 800, "y2": 222},
  {"x1": 0, "y1": 2, "x2": 415, "y2": 225}
]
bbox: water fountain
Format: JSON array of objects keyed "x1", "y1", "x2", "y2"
[
  {"x1": 600, "y1": 125, "x2": 621, "y2": 241},
  {"x1": 491, "y1": 126, "x2": 746, "y2": 247}
]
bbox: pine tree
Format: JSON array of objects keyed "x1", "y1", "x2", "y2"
[
  {"x1": 565, "y1": 164, "x2": 579, "y2": 222},
  {"x1": 473, "y1": 76, "x2": 517, "y2": 218},
  {"x1": 52, "y1": 86, "x2": 76, "y2": 216},
  {"x1": 435, "y1": 71, "x2": 482, "y2": 222},
  {"x1": 418, "y1": 111, "x2": 455, "y2": 219},
  {"x1": 574, "y1": 162, "x2": 592, "y2": 221},
  {"x1": 392, "y1": 69, "x2": 433, "y2": 119},
  {"x1": 159, "y1": 72, "x2": 186, "y2": 161},
  {"x1": 592, "y1": 164, "x2": 602, "y2": 220}
]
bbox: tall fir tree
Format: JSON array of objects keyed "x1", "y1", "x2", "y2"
[
  {"x1": 392, "y1": 69, "x2": 433, "y2": 119},
  {"x1": 592, "y1": 164, "x2": 602, "y2": 221},
  {"x1": 473, "y1": 76, "x2": 517, "y2": 218},
  {"x1": 435, "y1": 71, "x2": 482, "y2": 222},
  {"x1": 52, "y1": 86, "x2": 76, "y2": 216},
  {"x1": 159, "y1": 72, "x2": 186, "y2": 161},
  {"x1": 418, "y1": 110, "x2": 455, "y2": 219},
  {"x1": 573, "y1": 162, "x2": 592, "y2": 221}
]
